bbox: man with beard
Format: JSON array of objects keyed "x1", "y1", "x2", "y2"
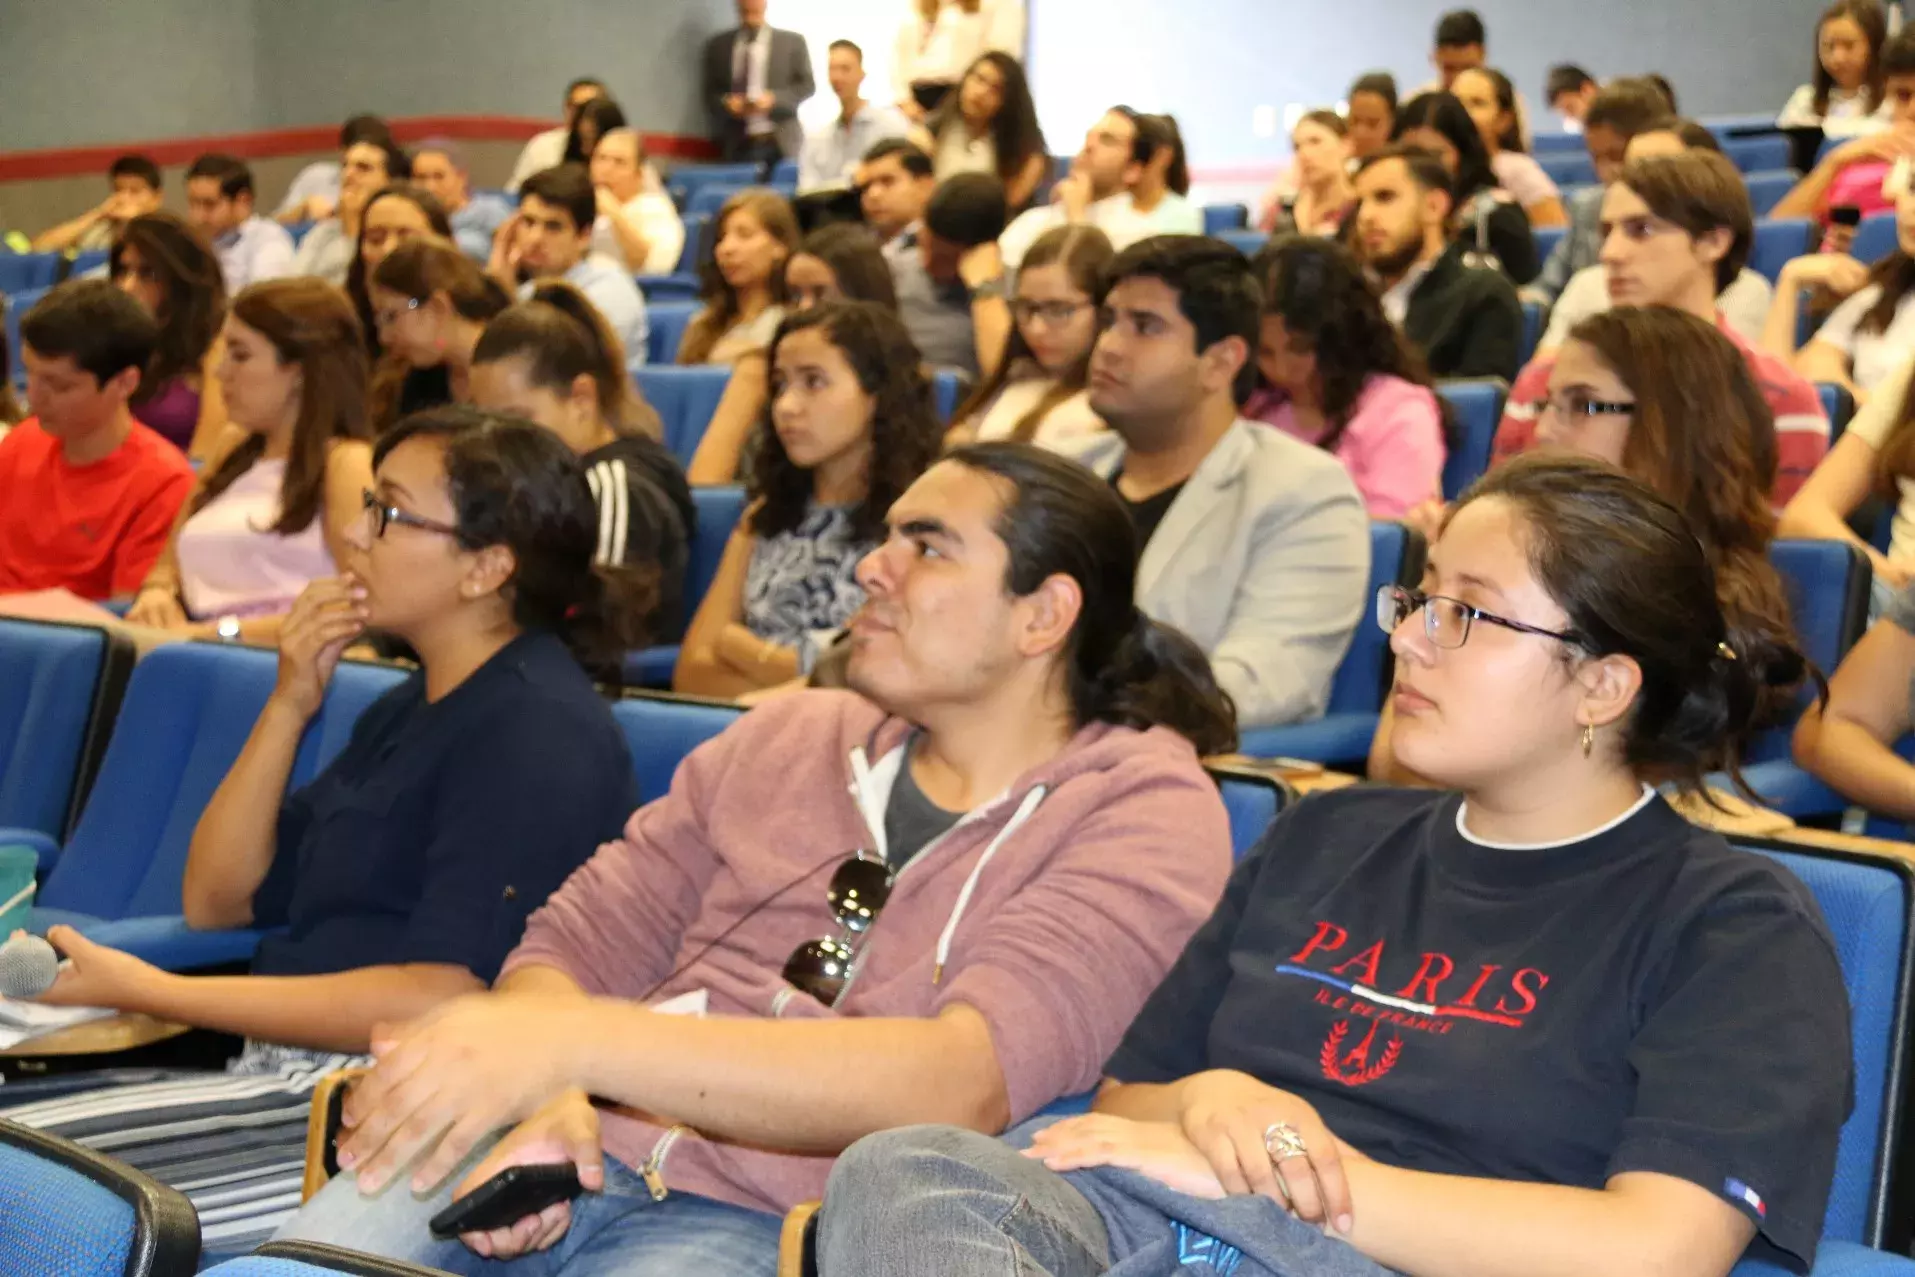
[{"x1": 1352, "y1": 144, "x2": 1522, "y2": 380}]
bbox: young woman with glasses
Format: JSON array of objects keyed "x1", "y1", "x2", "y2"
[
  {"x1": 1381, "y1": 305, "x2": 1797, "y2": 780},
  {"x1": 947, "y1": 225, "x2": 1111, "y2": 448},
  {"x1": 3, "y1": 407, "x2": 651, "y2": 1254},
  {"x1": 817, "y1": 452, "x2": 1844, "y2": 1277}
]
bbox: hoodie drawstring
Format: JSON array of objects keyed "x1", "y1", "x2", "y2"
[{"x1": 932, "y1": 785, "x2": 1047, "y2": 983}]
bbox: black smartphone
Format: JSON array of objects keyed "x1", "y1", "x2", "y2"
[
  {"x1": 428, "y1": 1163, "x2": 585, "y2": 1239},
  {"x1": 1832, "y1": 204, "x2": 1864, "y2": 228}
]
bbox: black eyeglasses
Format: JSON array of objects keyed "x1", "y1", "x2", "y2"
[
  {"x1": 1540, "y1": 390, "x2": 1635, "y2": 420},
  {"x1": 782, "y1": 853, "x2": 894, "y2": 1008},
  {"x1": 361, "y1": 489, "x2": 460, "y2": 540},
  {"x1": 1377, "y1": 584, "x2": 1582, "y2": 651},
  {"x1": 1011, "y1": 298, "x2": 1091, "y2": 326}
]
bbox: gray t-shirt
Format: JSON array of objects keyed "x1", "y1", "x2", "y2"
[
  {"x1": 1886, "y1": 585, "x2": 1915, "y2": 722},
  {"x1": 886, "y1": 229, "x2": 980, "y2": 377},
  {"x1": 884, "y1": 739, "x2": 964, "y2": 870}
]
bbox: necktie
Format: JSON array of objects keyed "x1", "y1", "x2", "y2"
[{"x1": 732, "y1": 29, "x2": 756, "y2": 97}]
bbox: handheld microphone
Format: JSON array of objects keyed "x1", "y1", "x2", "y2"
[{"x1": 0, "y1": 933, "x2": 60, "y2": 999}]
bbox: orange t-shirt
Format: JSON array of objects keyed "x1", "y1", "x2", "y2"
[{"x1": 0, "y1": 418, "x2": 195, "y2": 600}]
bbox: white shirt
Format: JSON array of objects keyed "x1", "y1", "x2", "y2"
[
  {"x1": 1813, "y1": 284, "x2": 1915, "y2": 392},
  {"x1": 998, "y1": 191, "x2": 1204, "y2": 269},
  {"x1": 1380, "y1": 259, "x2": 1436, "y2": 326},
  {"x1": 214, "y1": 215, "x2": 296, "y2": 294},
  {"x1": 734, "y1": 26, "x2": 775, "y2": 137},
  {"x1": 933, "y1": 122, "x2": 997, "y2": 181},
  {"x1": 1777, "y1": 84, "x2": 1891, "y2": 139},
  {"x1": 968, "y1": 378, "x2": 1103, "y2": 448},
  {"x1": 798, "y1": 102, "x2": 911, "y2": 191},
  {"x1": 592, "y1": 190, "x2": 688, "y2": 275},
  {"x1": 1540, "y1": 264, "x2": 1773, "y2": 352},
  {"x1": 892, "y1": 0, "x2": 1026, "y2": 97},
  {"x1": 508, "y1": 128, "x2": 570, "y2": 193}
]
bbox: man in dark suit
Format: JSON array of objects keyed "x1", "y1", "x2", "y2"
[
  {"x1": 704, "y1": 0, "x2": 815, "y2": 168},
  {"x1": 1352, "y1": 143, "x2": 1521, "y2": 381}
]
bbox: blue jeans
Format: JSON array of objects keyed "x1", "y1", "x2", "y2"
[{"x1": 276, "y1": 1144, "x2": 782, "y2": 1276}]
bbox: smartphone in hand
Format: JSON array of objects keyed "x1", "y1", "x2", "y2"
[{"x1": 428, "y1": 1163, "x2": 585, "y2": 1239}]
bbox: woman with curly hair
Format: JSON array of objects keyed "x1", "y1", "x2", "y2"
[
  {"x1": 110, "y1": 211, "x2": 229, "y2": 459},
  {"x1": 1245, "y1": 236, "x2": 1447, "y2": 518},
  {"x1": 675, "y1": 301, "x2": 943, "y2": 698}
]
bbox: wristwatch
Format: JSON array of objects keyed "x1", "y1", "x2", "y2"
[
  {"x1": 215, "y1": 615, "x2": 243, "y2": 643},
  {"x1": 971, "y1": 276, "x2": 1008, "y2": 301}
]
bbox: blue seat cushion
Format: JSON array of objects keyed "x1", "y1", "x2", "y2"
[
  {"x1": 1238, "y1": 713, "x2": 1379, "y2": 767},
  {"x1": 1733, "y1": 1239, "x2": 1915, "y2": 1275},
  {"x1": 0, "y1": 828, "x2": 63, "y2": 874},
  {"x1": 28, "y1": 908, "x2": 271, "y2": 970},
  {"x1": 624, "y1": 646, "x2": 679, "y2": 689}
]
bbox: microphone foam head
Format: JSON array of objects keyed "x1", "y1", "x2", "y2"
[{"x1": 0, "y1": 933, "x2": 59, "y2": 999}]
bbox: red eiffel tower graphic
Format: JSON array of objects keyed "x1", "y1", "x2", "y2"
[{"x1": 1319, "y1": 1018, "x2": 1403, "y2": 1087}]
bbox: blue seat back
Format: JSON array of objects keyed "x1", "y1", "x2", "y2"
[
  {"x1": 633, "y1": 364, "x2": 730, "y2": 464},
  {"x1": 1209, "y1": 767, "x2": 1289, "y2": 860},
  {"x1": 1750, "y1": 218, "x2": 1815, "y2": 284},
  {"x1": 1537, "y1": 152, "x2": 1596, "y2": 187},
  {"x1": 284, "y1": 219, "x2": 316, "y2": 247},
  {"x1": 687, "y1": 183, "x2": 752, "y2": 218},
  {"x1": 0, "y1": 253, "x2": 62, "y2": 293},
  {"x1": 1743, "y1": 170, "x2": 1798, "y2": 218},
  {"x1": 1532, "y1": 224, "x2": 1565, "y2": 265},
  {"x1": 682, "y1": 486, "x2": 748, "y2": 639},
  {"x1": 0, "y1": 1118, "x2": 200, "y2": 1275},
  {"x1": 932, "y1": 369, "x2": 967, "y2": 423},
  {"x1": 1750, "y1": 540, "x2": 1871, "y2": 766},
  {"x1": 1724, "y1": 135, "x2": 1790, "y2": 173},
  {"x1": 1821, "y1": 382, "x2": 1857, "y2": 442},
  {"x1": 1518, "y1": 300, "x2": 1545, "y2": 366},
  {"x1": 0, "y1": 621, "x2": 132, "y2": 840},
  {"x1": 1530, "y1": 132, "x2": 1586, "y2": 154},
  {"x1": 769, "y1": 158, "x2": 799, "y2": 186},
  {"x1": 642, "y1": 301, "x2": 704, "y2": 370},
  {"x1": 634, "y1": 272, "x2": 703, "y2": 303},
  {"x1": 676, "y1": 212, "x2": 712, "y2": 274},
  {"x1": 669, "y1": 163, "x2": 763, "y2": 208},
  {"x1": 610, "y1": 693, "x2": 745, "y2": 803},
  {"x1": 1218, "y1": 229, "x2": 1267, "y2": 257},
  {"x1": 1739, "y1": 842, "x2": 1912, "y2": 1246},
  {"x1": 1436, "y1": 379, "x2": 1505, "y2": 501},
  {"x1": 1854, "y1": 213, "x2": 1900, "y2": 267},
  {"x1": 39, "y1": 647, "x2": 407, "y2": 920},
  {"x1": 1325, "y1": 522, "x2": 1422, "y2": 718},
  {"x1": 1202, "y1": 204, "x2": 1249, "y2": 234}
]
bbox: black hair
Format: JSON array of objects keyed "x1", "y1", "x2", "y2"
[
  {"x1": 339, "y1": 113, "x2": 392, "y2": 149},
  {"x1": 1645, "y1": 74, "x2": 1679, "y2": 113},
  {"x1": 925, "y1": 173, "x2": 1009, "y2": 247},
  {"x1": 1355, "y1": 142, "x2": 1455, "y2": 203},
  {"x1": 1457, "y1": 453, "x2": 1815, "y2": 796},
  {"x1": 20, "y1": 279, "x2": 158, "y2": 386},
  {"x1": 348, "y1": 183, "x2": 452, "y2": 355},
  {"x1": 473, "y1": 281, "x2": 663, "y2": 439},
  {"x1": 1641, "y1": 115, "x2": 1725, "y2": 153},
  {"x1": 829, "y1": 38, "x2": 863, "y2": 59},
  {"x1": 928, "y1": 52, "x2": 1047, "y2": 190},
  {"x1": 357, "y1": 136, "x2": 413, "y2": 183},
  {"x1": 107, "y1": 154, "x2": 161, "y2": 190},
  {"x1": 567, "y1": 76, "x2": 607, "y2": 97},
  {"x1": 372, "y1": 406, "x2": 657, "y2": 659},
  {"x1": 1350, "y1": 72, "x2": 1399, "y2": 114},
  {"x1": 1459, "y1": 66, "x2": 1525, "y2": 153},
  {"x1": 1545, "y1": 64, "x2": 1595, "y2": 100},
  {"x1": 861, "y1": 137, "x2": 935, "y2": 179},
  {"x1": 564, "y1": 98, "x2": 628, "y2": 165},
  {"x1": 1884, "y1": 26, "x2": 1915, "y2": 76},
  {"x1": 1434, "y1": 8, "x2": 1486, "y2": 47},
  {"x1": 1252, "y1": 235, "x2": 1450, "y2": 456},
  {"x1": 1136, "y1": 113, "x2": 1190, "y2": 196},
  {"x1": 749, "y1": 301, "x2": 942, "y2": 543},
  {"x1": 519, "y1": 164, "x2": 597, "y2": 234},
  {"x1": 788, "y1": 224, "x2": 899, "y2": 309},
  {"x1": 110, "y1": 212, "x2": 226, "y2": 405},
  {"x1": 1392, "y1": 91, "x2": 1497, "y2": 200},
  {"x1": 1585, "y1": 77, "x2": 1679, "y2": 139},
  {"x1": 186, "y1": 153, "x2": 254, "y2": 200},
  {"x1": 946, "y1": 442, "x2": 1238, "y2": 754},
  {"x1": 1104, "y1": 234, "x2": 1261, "y2": 404}
]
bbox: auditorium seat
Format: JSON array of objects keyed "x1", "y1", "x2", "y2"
[
  {"x1": 645, "y1": 300, "x2": 701, "y2": 366},
  {"x1": 624, "y1": 484, "x2": 749, "y2": 687},
  {"x1": 1202, "y1": 204, "x2": 1249, "y2": 234},
  {"x1": 770, "y1": 158, "x2": 799, "y2": 187},
  {"x1": 1721, "y1": 540, "x2": 1871, "y2": 819},
  {"x1": 5, "y1": 286, "x2": 47, "y2": 389},
  {"x1": 1722, "y1": 134, "x2": 1791, "y2": 174},
  {"x1": 1532, "y1": 224, "x2": 1564, "y2": 266},
  {"x1": 1853, "y1": 213, "x2": 1899, "y2": 267},
  {"x1": 1821, "y1": 383, "x2": 1857, "y2": 443},
  {"x1": 26, "y1": 646, "x2": 407, "y2": 971},
  {"x1": 932, "y1": 369, "x2": 968, "y2": 423},
  {"x1": 0, "y1": 1117, "x2": 201, "y2": 1276},
  {"x1": 284, "y1": 220, "x2": 316, "y2": 248},
  {"x1": 610, "y1": 690, "x2": 744, "y2": 801},
  {"x1": 1536, "y1": 152, "x2": 1596, "y2": 188},
  {"x1": 677, "y1": 212, "x2": 713, "y2": 274},
  {"x1": 202, "y1": 1241, "x2": 446, "y2": 1275},
  {"x1": 1236, "y1": 521, "x2": 1425, "y2": 764},
  {"x1": 667, "y1": 163, "x2": 761, "y2": 210},
  {"x1": 68, "y1": 249, "x2": 109, "y2": 279},
  {"x1": 1518, "y1": 299, "x2": 1546, "y2": 365},
  {"x1": 1436, "y1": 378, "x2": 1505, "y2": 500},
  {"x1": 634, "y1": 272, "x2": 703, "y2": 302},
  {"x1": 686, "y1": 183, "x2": 754, "y2": 219},
  {"x1": 1529, "y1": 132, "x2": 1587, "y2": 155},
  {"x1": 633, "y1": 364, "x2": 729, "y2": 464},
  {"x1": 1206, "y1": 763, "x2": 1292, "y2": 859},
  {"x1": 1743, "y1": 169, "x2": 1799, "y2": 218},
  {"x1": 1727, "y1": 840, "x2": 1915, "y2": 1275},
  {"x1": 0, "y1": 252, "x2": 62, "y2": 293},
  {"x1": 1750, "y1": 218, "x2": 1816, "y2": 284},
  {"x1": 0, "y1": 619, "x2": 135, "y2": 868},
  {"x1": 1217, "y1": 229, "x2": 1266, "y2": 257}
]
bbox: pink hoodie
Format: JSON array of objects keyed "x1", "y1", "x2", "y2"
[{"x1": 502, "y1": 689, "x2": 1232, "y2": 1216}]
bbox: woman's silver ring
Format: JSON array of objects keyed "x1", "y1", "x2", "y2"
[{"x1": 1264, "y1": 1121, "x2": 1308, "y2": 1162}]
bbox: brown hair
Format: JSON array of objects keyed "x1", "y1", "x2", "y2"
[
  {"x1": 1294, "y1": 109, "x2": 1349, "y2": 140},
  {"x1": 473, "y1": 281, "x2": 665, "y2": 440},
  {"x1": 678, "y1": 190, "x2": 800, "y2": 365},
  {"x1": 1813, "y1": 0, "x2": 1889, "y2": 117},
  {"x1": 953, "y1": 225, "x2": 1114, "y2": 442},
  {"x1": 1615, "y1": 151, "x2": 1753, "y2": 292},
  {"x1": 366, "y1": 236, "x2": 512, "y2": 431},
  {"x1": 194, "y1": 278, "x2": 371, "y2": 534},
  {"x1": 111, "y1": 213, "x2": 227, "y2": 407},
  {"x1": 1565, "y1": 306, "x2": 1796, "y2": 722}
]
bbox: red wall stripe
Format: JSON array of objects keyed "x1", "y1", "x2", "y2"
[{"x1": 0, "y1": 116, "x2": 720, "y2": 183}]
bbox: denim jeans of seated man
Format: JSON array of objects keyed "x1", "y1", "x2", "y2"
[{"x1": 276, "y1": 1134, "x2": 783, "y2": 1277}]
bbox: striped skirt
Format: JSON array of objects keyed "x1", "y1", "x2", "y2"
[{"x1": 0, "y1": 1042, "x2": 365, "y2": 1259}]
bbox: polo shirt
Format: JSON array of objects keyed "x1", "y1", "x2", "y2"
[
  {"x1": 250, "y1": 630, "x2": 638, "y2": 981},
  {"x1": 797, "y1": 102, "x2": 911, "y2": 192},
  {"x1": 214, "y1": 215, "x2": 296, "y2": 294},
  {"x1": 1493, "y1": 317, "x2": 1830, "y2": 506},
  {"x1": 885, "y1": 226, "x2": 978, "y2": 376},
  {"x1": 521, "y1": 254, "x2": 651, "y2": 371},
  {"x1": 0, "y1": 418, "x2": 194, "y2": 600}
]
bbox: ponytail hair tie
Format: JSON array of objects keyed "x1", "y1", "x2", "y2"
[{"x1": 1716, "y1": 641, "x2": 1736, "y2": 662}]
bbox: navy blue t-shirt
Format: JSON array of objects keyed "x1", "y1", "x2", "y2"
[
  {"x1": 1106, "y1": 787, "x2": 1852, "y2": 1272},
  {"x1": 248, "y1": 630, "x2": 638, "y2": 983}
]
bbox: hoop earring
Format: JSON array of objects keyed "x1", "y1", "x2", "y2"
[{"x1": 1580, "y1": 722, "x2": 1594, "y2": 758}]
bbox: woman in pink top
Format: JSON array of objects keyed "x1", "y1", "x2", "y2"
[
  {"x1": 1244, "y1": 237, "x2": 1448, "y2": 519},
  {"x1": 126, "y1": 278, "x2": 374, "y2": 643}
]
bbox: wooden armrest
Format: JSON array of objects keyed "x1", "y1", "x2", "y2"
[
  {"x1": 302, "y1": 1066, "x2": 369, "y2": 1203},
  {"x1": 778, "y1": 1199, "x2": 822, "y2": 1277}
]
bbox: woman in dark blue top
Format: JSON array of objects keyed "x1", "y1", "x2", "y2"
[{"x1": 2, "y1": 407, "x2": 648, "y2": 1255}]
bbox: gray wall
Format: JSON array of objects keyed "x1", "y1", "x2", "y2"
[{"x1": 1029, "y1": 0, "x2": 1822, "y2": 166}]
